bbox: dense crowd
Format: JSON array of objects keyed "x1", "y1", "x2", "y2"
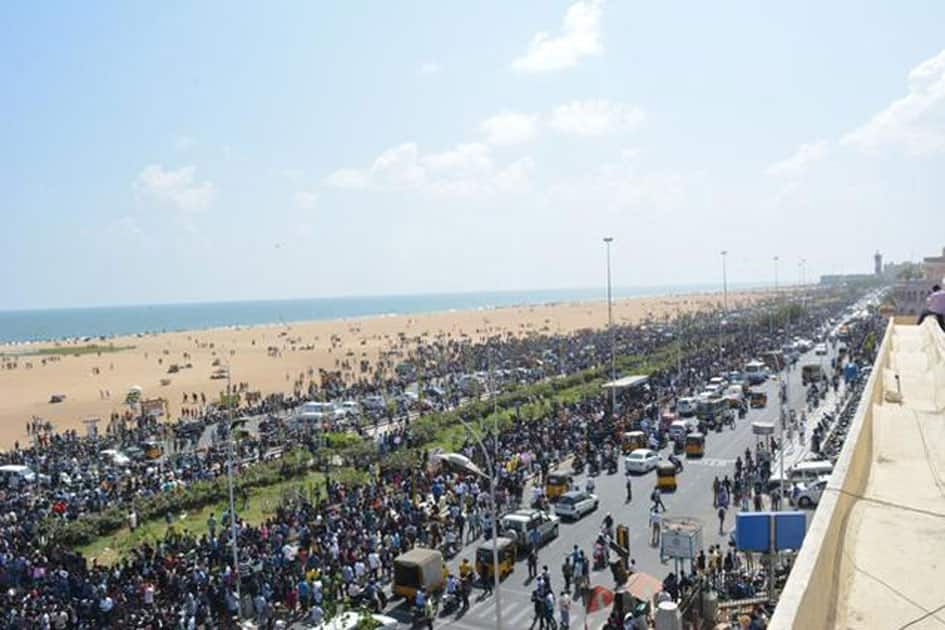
[{"x1": 0, "y1": 289, "x2": 882, "y2": 628}]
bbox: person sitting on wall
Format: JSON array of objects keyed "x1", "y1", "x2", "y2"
[{"x1": 916, "y1": 284, "x2": 945, "y2": 331}]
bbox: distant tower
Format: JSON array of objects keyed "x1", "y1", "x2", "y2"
[{"x1": 874, "y1": 250, "x2": 883, "y2": 276}]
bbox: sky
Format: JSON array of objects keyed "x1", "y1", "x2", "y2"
[{"x1": 2, "y1": 1, "x2": 945, "y2": 310}]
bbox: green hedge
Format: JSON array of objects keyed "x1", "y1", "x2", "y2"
[{"x1": 42, "y1": 449, "x2": 313, "y2": 547}]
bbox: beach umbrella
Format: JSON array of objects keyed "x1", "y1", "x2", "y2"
[
  {"x1": 129, "y1": 385, "x2": 143, "y2": 392},
  {"x1": 585, "y1": 585, "x2": 615, "y2": 614},
  {"x1": 617, "y1": 571, "x2": 663, "y2": 602}
]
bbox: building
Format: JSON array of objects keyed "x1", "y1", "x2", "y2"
[
  {"x1": 819, "y1": 273, "x2": 876, "y2": 287},
  {"x1": 923, "y1": 246, "x2": 945, "y2": 284},
  {"x1": 873, "y1": 250, "x2": 882, "y2": 276},
  {"x1": 890, "y1": 246, "x2": 945, "y2": 315},
  {"x1": 770, "y1": 317, "x2": 945, "y2": 629}
]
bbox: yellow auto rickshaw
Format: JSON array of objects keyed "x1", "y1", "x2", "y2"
[
  {"x1": 685, "y1": 432, "x2": 705, "y2": 458},
  {"x1": 393, "y1": 548, "x2": 448, "y2": 599},
  {"x1": 476, "y1": 536, "x2": 517, "y2": 581},
  {"x1": 142, "y1": 440, "x2": 163, "y2": 460},
  {"x1": 545, "y1": 473, "x2": 573, "y2": 501},
  {"x1": 656, "y1": 461, "x2": 677, "y2": 491},
  {"x1": 749, "y1": 391, "x2": 768, "y2": 408},
  {"x1": 622, "y1": 431, "x2": 646, "y2": 454}
]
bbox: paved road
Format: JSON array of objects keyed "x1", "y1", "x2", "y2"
[{"x1": 396, "y1": 346, "x2": 841, "y2": 630}]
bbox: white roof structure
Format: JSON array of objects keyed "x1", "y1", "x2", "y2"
[{"x1": 601, "y1": 375, "x2": 649, "y2": 390}]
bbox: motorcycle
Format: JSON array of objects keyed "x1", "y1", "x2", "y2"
[
  {"x1": 572, "y1": 457, "x2": 585, "y2": 475},
  {"x1": 592, "y1": 543, "x2": 607, "y2": 570}
]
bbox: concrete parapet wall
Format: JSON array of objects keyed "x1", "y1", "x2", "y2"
[{"x1": 768, "y1": 317, "x2": 893, "y2": 629}]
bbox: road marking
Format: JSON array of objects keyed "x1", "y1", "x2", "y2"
[{"x1": 687, "y1": 457, "x2": 735, "y2": 468}]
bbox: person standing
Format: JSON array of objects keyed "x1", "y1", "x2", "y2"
[
  {"x1": 625, "y1": 477, "x2": 633, "y2": 503},
  {"x1": 558, "y1": 589, "x2": 571, "y2": 629},
  {"x1": 561, "y1": 557, "x2": 573, "y2": 592},
  {"x1": 649, "y1": 508, "x2": 661, "y2": 546},
  {"x1": 528, "y1": 546, "x2": 538, "y2": 579},
  {"x1": 718, "y1": 505, "x2": 727, "y2": 535}
]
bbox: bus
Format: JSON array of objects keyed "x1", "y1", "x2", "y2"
[{"x1": 744, "y1": 360, "x2": 767, "y2": 385}]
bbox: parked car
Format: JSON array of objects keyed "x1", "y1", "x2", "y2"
[
  {"x1": 553, "y1": 491, "x2": 599, "y2": 521},
  {"x1": 624, "y1": 449, "x2": 660, "y2": 474},
  {"x1": 500, "y1": 509, "x2": 560, "y2": 550},
  {"x1": 794, "y1": 476, "x2": 830, "y2": 509}
]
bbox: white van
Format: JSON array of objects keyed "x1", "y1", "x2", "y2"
[
  {"x1": 0, "y1": 464, "x2": 36, "y2": 486},
  {"x1": 769, "y1": 460, "x2": 833, "y2": 491},
  {"x1": 789, "y1": 461, "x2": 834, "y2": 483}
]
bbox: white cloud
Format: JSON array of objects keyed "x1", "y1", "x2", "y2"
[
  {"x1": 480, "y1": 112, "x2": 540, "y2": 146},
  {"x1": 418, "y1": 61, "x2": 440, "y2": 76},
  {"x1": 324, "y1": 142, "x2": 532, "y2": 197},
  {"x1": 511, "y1": 0, "x2": 604, "y2": 73},
  {"x1": 294, "y1": 191, "x2": 319, "y2": 209},
  {"x1": 766, "y1": 140, "x2": 830, "y2": 176},
  {"x1": 135, "y1": 164, "x2": 215, "y2": 211},
  {"x1": 548, "y1": 100, "x2": 645, "y2": 136},
  {"x1": 842, "y1": 49, "x2": 945, "y2": 156}
]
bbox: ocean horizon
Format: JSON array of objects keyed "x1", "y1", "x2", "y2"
[{"x1": 0, "y1": 283, "x2": 763, "y2": 344}]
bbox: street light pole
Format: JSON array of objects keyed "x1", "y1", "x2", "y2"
[
  {"x1": 460, "y1": 420, "x2": 502, "y2": 628},
  {"x1": 604, "y1": 237, "x2": 615, "y2": 417},
  {"x1": 721, "y1": 250, "x2": 728, "y2": 311},
  {"x1": 484, "y1": 342, "x2": 503, "y2": 630},
  {"x1": 224, "y1": 365, "x2": 242, "y2": 623}
]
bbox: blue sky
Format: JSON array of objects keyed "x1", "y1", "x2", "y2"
[{"x1": 2, "y1": 1, "x2": 944, "y2": 309}]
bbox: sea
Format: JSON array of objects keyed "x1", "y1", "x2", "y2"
[{"x1": 0, "y1": 284, "x2": 755, "y2": 344}]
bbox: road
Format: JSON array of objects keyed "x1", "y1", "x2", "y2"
[{"x1": 398, "y1": 345, "x2": 840, "y2": 630}]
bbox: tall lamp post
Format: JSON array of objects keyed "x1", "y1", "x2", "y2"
[
  {"x1": 224, "y1": 364, "x2": 242, "y2": 624},
  {"x1": 604, "y1": 237, "x2": 616, "y2": 417}
]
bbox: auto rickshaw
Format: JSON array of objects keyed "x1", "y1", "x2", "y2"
[
  {"x1": 142, "y1": 440, "x2": 163, "y2": 460},
  {"x1": 476, "y1": 536, "x2": 517, "y2": 581},
  {"x1": 545, "y1": 473, "x2": 573, "y2": 501},
  {"x1": 685, "y1": 432, "x2": 705, "y2": 458},
  {"x1": 656, "y1": 461, "x2": 677, "y2": 491},
  {"x1": 622, "y1": 431, "x2": 646, "y2": 454},
  {"x1": 393, "y1": 548, "x2": 448, "y2": 599},
  {"x1": 749, "y1": 391, "x2": 768, "y2": 408}
]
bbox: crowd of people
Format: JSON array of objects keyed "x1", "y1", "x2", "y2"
[{"x1": 0, "y1": 288, "x2": 884, "y2": 628}]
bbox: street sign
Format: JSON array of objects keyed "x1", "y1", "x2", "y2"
[
  {"x1": 661, "y1": 517, "x2": 703, "y2": 559},
  {"x1": 736, "y1": 511, "x2": 807, "y2": 552},
  {"x1": 774, "y1": 512, "x2": 807, "y2": 550},
  {"x1": 735, "y1": 512, "x2": 772, "y2": 552},
  {"x1": 752, "y1": 421, "x2": 775, "y2": 436}
]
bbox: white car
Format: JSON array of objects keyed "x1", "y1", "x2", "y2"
[
  {"x1": 624, "y1": 449, "x2": 660, "y2": 474},
  {"x1": 814, "y1": 343, "x2": 828, "y2": 356},
  {"x1": 794, "y1": 477, "x2": 829, "y2": 509},
  {"x1": 554, "y1": 490, "x2": 599, "y2": 521},
  {"x1": 100, "y1": 449, "x2": 131, "y2": 466}
]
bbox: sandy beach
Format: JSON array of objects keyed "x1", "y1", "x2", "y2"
[{"x1": 0, "y1": 290, "x2": 762, "y2": 450}]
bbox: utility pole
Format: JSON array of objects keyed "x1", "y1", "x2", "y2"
[{"x1": 721, "y1": 250, "x2": 729, "y2": 311}]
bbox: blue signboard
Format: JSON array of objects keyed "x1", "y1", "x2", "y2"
[
  {"x1": 774, "y1": 512, "x2": 807, "y2": 550},
  {"x1": 736, "y1": 511, "x2": 807, "y2": 552},
  {"x1": 735, "y1": 512, "x2": 771, "y2": 552}
]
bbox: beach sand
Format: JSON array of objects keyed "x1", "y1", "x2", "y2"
[{"x1": 0, "y1": 291, "x2": 762, "y2": 450}]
